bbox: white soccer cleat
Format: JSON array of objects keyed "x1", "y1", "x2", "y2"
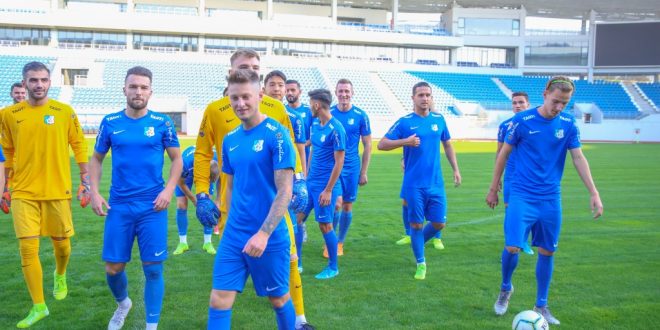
[
  {"x1": 534, "y1": 305, "x2": 560, "y2": 325},
  {"x1": 494, "y1": 287, "x2": 513, "y2": 315},
  {"x1": 108, "y1": 297, "x2": 132, "y2": 330}
]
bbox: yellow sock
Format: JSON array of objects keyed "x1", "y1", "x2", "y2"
[
  {"x1": 19, "y1": 238, "x2": 44, "y2": 304},
  {"x1": 289, "y1": 260, "x2": 305, "y2": 316},
  {"x1": 51, "y1": 238, "x2": 71, "y2": 275}
]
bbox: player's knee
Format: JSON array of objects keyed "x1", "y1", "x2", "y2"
[
  {"x1": 432, "y1": 222, "x2": 445, "y2": 230},
  {"x1": 537, "y1": 247, "x2": 554, "y2": 256},
  {"x1": 410, "y1": 222, "x2": 423, "y2": 230},
  {"x1": 105, "y1": 262, "x2": 126, "y2": 275},
  {"x1": 209, "y1": 290, "x2": 236, "y2": 310},
  {"x1": 142, "y1": 262, "x2": 163, "y2": 280},
  {"x1": 319, "y1": 223, "x2": 332, "y2": 233},
  {"x1": 289, "y1": 254, "x2": 298, "y2": 262},
  {"x1": 505, "y1": 246, "x2": 521, "y2": 254},
  {"x1": 268, "y1": 293, "x2": 291, "y2": 309},
  {"x1": 342, "y1": 202, "x2": 353, "y2": 212},
  {"x1": 176, "y1": 198, "x2": 187, "y2": 209},
  {"x1": 402, "y1": 199, "x2": 407, "y2": 207}
]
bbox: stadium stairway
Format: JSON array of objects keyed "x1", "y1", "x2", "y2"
[
  {"x1": 492, "y1": 77, "x2": 513, "y2": 99},
  {"x1": 367, "y1": 71, "x2": 408, "y2": 117},
  {"x1": 622, "y1": 82, "x2": 657, "y2": 114}
]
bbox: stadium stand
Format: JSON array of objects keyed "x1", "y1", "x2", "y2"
[
  {"x1": 636, "y1": 83, "x2": 660, "y2": 111},
  {"x1": 322, "y1": 69, "x2": 395, "y2": 116},
  {"x1": 278, "y1": 67, "x2": 328, "y2": 105},
  {"x1": 0, "y1": 55, "x2": 60, "y2": 105},
  {"x1": 378, "y1": 71, "x2": 457, "y2": 117}
]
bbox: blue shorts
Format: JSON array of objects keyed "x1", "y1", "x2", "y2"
[
  {"x1": 212, "y1": 242, "x2": 290, "y2": 298},
  {"x1": 503, "y1": 181, "x2": 511, "y2": 205},
  {"x1": 102, "y1": 201, "x2": 168, "y2": 263},
  {"x1": 505, "y1": 197, "x2": 562, "y2": 252},
  {"x1": 339, "y1": 170, "x2": 360, "y2": 202},
  {"x1": 175, "y1": 179, "x2": 215, "y2": 197},
  {"x1": 402, "y1": 186, "x2": 447, "y2": 224},
  {"x1": 303, "y1": 182, "x2": 341, "y2": 224}
]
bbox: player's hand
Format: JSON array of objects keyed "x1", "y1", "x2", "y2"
[
  {"x1": 590, "y1": 193, "x2": 603, "y2": 219},
  {"x1": 153, "y1": 187, "x2": 174, "y2": 211},
  {"x1": 243, "y1": 230, "x2": 269, "y2": 258},
  {"x1": 196, "y1": 193, "x2": 220, "y2": 227},
  {"x1": 91, "y1": 191, "x2": 111, "y2": 216},
  {"x1": 404, "y1": 134, "x2": 420, "y2": 147},
  {"x1": 290, "y1": 177, "x2": 308, "y2": 214},
  {"x1": 77, "y1": 173, "x2": 91, "y2": 208},
  {"x1": 453, "y1": 171, "x2": 462, "y2": 187},
  {"x1": 319, "y1": 189, "x2": 332, "y2": 207},
  {"x1": 359, "y1": 173, "x2": 368, "y2": 186},
  {"x1": 486, "y1": 188, "x2": 499, "y2": 209},
  {"x1": 1, "y1": 181, "x2": 11, "y2": 214}
]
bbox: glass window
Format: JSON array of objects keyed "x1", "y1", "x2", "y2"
[
  {"x1": 524, "y1": 40, "x2": 588, "y2": 66},
  {"x1": 458, "y1": 18, "x2": 519, "y2": 36}
]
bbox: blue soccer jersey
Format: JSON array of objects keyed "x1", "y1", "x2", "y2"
[
  {"x1": 498, "y1": 117, "x2": 517, "y2": 182},
  {"x1": 286, "y1": 109, "x2": 306, "y2": 144},
  {"x1": 385, "y1": 112, "x2": 451, "y2": 190},
  {"x1": 331, "y1": 105, "x2": 371, "y2": 172},
  {"x1": 505, "y1": 107, "x2": 581, "y2": 200},
  {"x1": 307, "y1": 117, "x2": 347, "y2": 188},
  {"x1": 286, "y1": 104, "x2": 313, "y2": 143},
  {"x1": 95, "y1": 110, "x2": 179, "y2": 203},
  {"x1": 180, "y1": 145, "x2": 218, "y2": 183},
  {"x1": 0, "y1": 147, "x2": 5, "y2": 162},
  {"x1": 221, "y1": 117, "x2": 296, "y2": 251}
]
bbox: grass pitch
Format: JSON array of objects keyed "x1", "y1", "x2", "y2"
[{"x1": 0, "y1": 139, "x2": 659, "y2": 329}]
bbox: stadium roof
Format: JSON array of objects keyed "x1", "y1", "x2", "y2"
[{"x1": 282, "y1": 0, "x2": 659, "y2": 21}]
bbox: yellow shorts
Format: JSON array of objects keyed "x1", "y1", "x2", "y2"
[{"x1": 12, "y1": 199, "x2": 74, "y2": 238}]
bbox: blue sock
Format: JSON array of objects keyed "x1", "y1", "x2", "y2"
[
  {"x1": 323, "y1": 230, "x2": 339, "y2": 271},
  {"x1": 536, "y1": 254, "x2": 554, "y2": 307},
  {"x1": 337, "y1": 211, "x2": 352, "y2": 243},
  {"x1": 143, "y1": 263, "x2": 164, "y2": 324},
  {"x1": 402, "y1": 205, "x2": 410, "y2": 236},
  {"x1": 274, "y1": 299, "x2": 296, "y2": 330},
  {"x1": 501, "y1": 249, "x2": 519, "y2": 291},
  {"x1": 176, "y1": 208, "x2": 188, "y2": 236},
  {"x1": 208, "y1": 307, "x2": 231, "y2": 330},
  {"x1": 410, "y1": 226, "x2": 425, "y2": 263},
  {"x1": 203, "y1": 225, "x2": 213, "y2": 235},
  {"x1": 332, "y1": 210, "x2": 341, "y2": 230},
  {"x1": 106, "y1": 271, "x2": 128, "y2": 302},
  {"x1": 295, "y1": 223, "x2": 304, "y2": 267},
  {"x1": 422, "y1": 222, "x2": 440, "y2": 242},
  {"x1": 434, "y1": 229, "x2": 442, "y2": 239}
]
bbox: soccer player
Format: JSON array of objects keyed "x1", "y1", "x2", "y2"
[
  {"x1": 1, "y1": 61, "x2": 89, "y2": 328},
  {"x1": 10, "y1": 82, "x2": 26, "y2": 104},
  {"x1": 497, "y1": 91, "x2": 533, "y2": 255},
  {"x1": 378, "y1": 81, "x2": 461, "y2": 280},
  {"x1": 298, "y1": 88, "x2": 346, "y2": 280},
  {"x1": 195, "y1": 48, "x2": 314, "y2": 330},
  {"x1": 89, "y1": 66, "x2": 182, "y2": 330},
  {"x1": 326, "y1": 79, "x2": 371, "y2": 257},
  {"x1": 487, "y1": 76, "x2": 603, "y2": 325},
  {"x1": 172, "y1": 145, "x2": 220, "y2": 256},
  {"x1": 207, "y1": 68, "x2": 296, "y2": 330}
]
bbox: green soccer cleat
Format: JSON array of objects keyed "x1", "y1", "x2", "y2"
[
  {"x1": 17, "y1": 303, "x2": 49, "y2": 328},
  {"x1": 173, "y1": 242, "x2": 189, "y2": 255},
  {"x1": 53, "y1": 271, "x2": 68, "y2": 300},
  {"x1": 202, "y1": 242, "x2": 216, "y2": 255},
  {"x1": 414, "y1": 263, "x2": 427, "y2": 280},
  {"x1": 395, "y1": 236, "x2": 411, "y2": 245},
  {"x1": 432, "y1": 238, "x2": 445, "y2": 250}
]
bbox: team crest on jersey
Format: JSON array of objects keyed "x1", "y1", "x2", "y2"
[
  {"x1": 320, "y1": 134, "x2": 326, "y2": 142},
  {"x1": 44, "y1": 115, "x2": 55, "y2": 125},
  {"x1": 144, "y1": 126, "x2": 155, "y2": 137},
  {"x1": 431, "y1": 124, "x2": 438, "y2": 131},
  {"x1": 253, "y1": 139, "x2": 264, "y2": 152},
  {"x1": 348, "y1": 118, "x2": 355, "y2": 125},
  {"x1": 555, "y1": 129, "x2": 564, "y2": 139}
]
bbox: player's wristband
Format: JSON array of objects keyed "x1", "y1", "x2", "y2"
[{"x1": 294, "y1": 173, "x2": 305, "y2": 180}]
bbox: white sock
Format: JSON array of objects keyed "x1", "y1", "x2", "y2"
[
  {"x1": 146, "y1": 323, "x2": 158, "y2": 330},
  {"x1": 417, "y1": 262, "x2": 426, "y2": 267},
  {"x1": 204, "y1": 234, "x2": 212, "y2": 244},
  {"x1": 118, "y1": 297, "x2": 131, "y2": 308},
  {"x1": 295, "y1": 315, "x2": 307, "y2": 328},
  {"x1": 179, "y1": 235, "x2": 187, "y2": 244}
]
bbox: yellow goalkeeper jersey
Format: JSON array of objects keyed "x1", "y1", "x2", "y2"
[
  {"x1": 1, "y1": 99, "x2": 87, "y2": 200},
  {"x1": 194, "y1": 95, "x2": 302, "y2": 213}
]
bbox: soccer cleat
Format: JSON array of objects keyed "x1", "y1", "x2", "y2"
[
  {"x1": 395, "y1": 236, "x2": 411, "y2": 245},
  {"x1": 53, "y1": 271, "x2": 68, "y2": 300},
  {"x1": 322, "y1": 246, "x2": 329, "y2": 259},
  {"x1": 432, "y1": 238, "x2": 445, "y2": 250},
  {"x1": 202, "y1": 242, "x2": 216, "y2": 255},
  {"x1": 173, "y1": 242, "x2": 189, "y2": 255},
  {"x1": 314, "y1": 267, "x2": 339, "y2": 280},
  {"x1": 298, "y1": 266, "x2": 303, "y2": 274},
  {"x1": 534, "y1": 306, "x2": 560, "y2": 325},
  {"x1": 414, "y1": 263, "x2": 427, "y2": 280},
  {"x1": 16, "y1": 303, "x2": 49, "y2": 328},
  {"x1": 297, "y1": 322, "x2": 316, "y2": 330},
  {"x1": 108, "y1": 297, "x2": 132, "y2": 330},
  {"x1": 337, "y1": 242, "x2": 344, "y2": 256},
  {"x1": 521, "y1": 242, "x2": 534, "y2": 255},
  {"x1": 494, "y1": 286, "x2": 514, "y2": 315}
]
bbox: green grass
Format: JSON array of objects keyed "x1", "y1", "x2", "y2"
[{"x1": 1, "y1": 139, "x2": 659, "y2": 329}]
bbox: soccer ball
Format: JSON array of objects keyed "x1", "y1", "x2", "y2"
[{"x1": 512, "y1": 310, "x2": 549, "y2": 330}]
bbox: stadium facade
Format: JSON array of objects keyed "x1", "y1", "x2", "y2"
[{"x1": 1, "y1": 0, "x2": 659, "y2": 141}]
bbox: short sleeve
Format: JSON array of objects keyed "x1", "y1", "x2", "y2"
[
  {"x1": 271, "y1": 127, "x2": 296, "y2": 171},
  {"x1": 162, "y1": 117, "x2": 180, "y2": 148},
  {"x1": 440, "y1": 118, "x2": 451, "y2": 142},
  {"x1": 384, "y1": 119, "x2": 403, "y2": 140},
  {"x1": 221, "y1": 139, "x2": 234, "y2": 175},
  {"x1": 360, "y1": 112, "x2": 371, "y2": 136},
  {"x1": 497, "y1": 121, "x2": 508, "y2": 143},
  {"x1": 504, "y1": 118, "x2": 521, "y2": 146},
  {"x1": 567, "y1": 121, "x2": 581, "y2": 150},
  {"x1": 94, "y1": 117, "x2": 111, "y2": 154},
  {"x1": 333, "y1": 126, "x2": 347, "y2": 152}
]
